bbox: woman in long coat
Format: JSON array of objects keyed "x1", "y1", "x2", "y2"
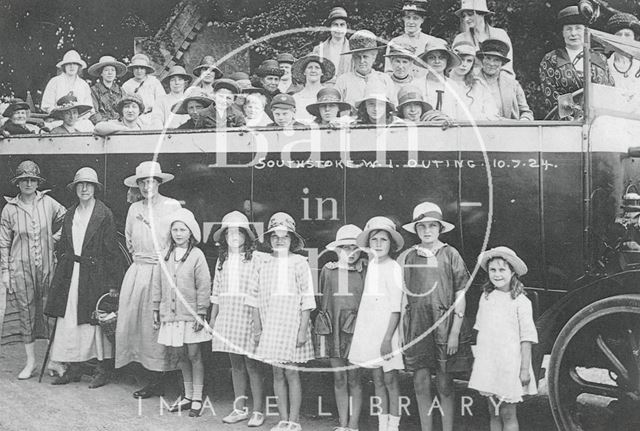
[
  {"x1": 45, "y1": 167, "x2": 123, "y2": 388},
  {"x1": 0, "y1": 160, "x2": 66, "y2": 379},
  {"x1": 115, "y1": 161, "x2": 182, "y2": 398}
]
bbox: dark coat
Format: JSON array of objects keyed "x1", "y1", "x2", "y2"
[{"x1": 45, "y1": 199, "x2": 124, "y2": 325}]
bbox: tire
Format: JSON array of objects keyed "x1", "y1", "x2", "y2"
[{"x1": 548, "y1": 294, "x2": 640, "y2": 430}]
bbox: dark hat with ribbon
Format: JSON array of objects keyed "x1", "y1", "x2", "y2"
[
  {"x1": 606, "y1": 12, "x2": 640, "y2": 36},
  {"x1": 397, "y1": 85, "x2": 433, "y2": 115},
  {"x1": 11, "y1": 160, "x2": 46, "y2": 184},
  {"x1": 213, "y1": 78, "x2": 241, "y2": 94},
  {"x1": 306, "y1": 87, "x2": 353, "y2": 118},
  {"x1": 3, "y1": 98, "x2": 30, "y2": 118},
  {"x1": 325, "y1": 6, "x2": 350, "y2": 26},
  {"x1": 342, "y1": 30, "x2": 385, "y2": 55},
  {"x1": 384, "y1": 42, "x2": 418, "y2": 60},
  {"x1": 403, "y1": 0, "x2": 428, "y2": 15},
  {"x1": 50, "y1": 94, "x2": 93, "y2": 120},
  {"x1": 192, "y1": 55, "x2": 223, "y2": 78},
  {"x1": 477, "y1": 38, "x2": 511, "y2": 64},
  {"x1": 171, "y1": 93, "x2": 214, "y2": 115},
  {"x1": 557, "y1": 5, "x2": 588, "y2": 27},
  {"x1": 276, "y1": 53, "x2": 296, "y2": 64},
  {"x1": 256, "y1": 59, "x2": 285, "y2": 78}
]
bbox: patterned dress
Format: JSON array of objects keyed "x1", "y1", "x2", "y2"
[
  {"x1": 399, "y1": 244, "x2": 473, "y2": 374},
  {"x1": 539, "y1": 47, "x2": 615, "y2": 116},
  {"x1": 115, "y1": 195, "x2": 182, "y2": 371},
  {"x1": 246, "y1": 253, "x2": 315, "y2": 364},
  {"x1": 211, "y1": 252, "x2": 263, "y2": 355},
  {"x1": 0, "y1": 191, "x2": 65, "y2": 345}
]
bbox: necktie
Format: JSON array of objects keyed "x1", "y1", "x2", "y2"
[{"x1": 436, "y1": 90, "x2": 444, "y2": 111}]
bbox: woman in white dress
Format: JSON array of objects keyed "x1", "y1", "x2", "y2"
[{"x1": 45, "y1": 167, "x2": 124, "y2": 388}]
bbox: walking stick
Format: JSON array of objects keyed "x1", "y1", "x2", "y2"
[{"x1": 38, "y1": 319, "x2": 57, "y2": 383}]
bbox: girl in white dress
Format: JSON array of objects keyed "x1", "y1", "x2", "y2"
[
  {"x1": 152, "y1": 208, "x2": 211, "y2": 418},
  {"x1": 469, "y1": 247, "x2": 538, "y2": 431},
  {"x1": 348, "y1": 217, "x2": 404, "y2": 431}
]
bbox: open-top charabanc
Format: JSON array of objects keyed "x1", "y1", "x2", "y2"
[{"x1": 1, "y1": 28, "x2": 640, "y2": 430}]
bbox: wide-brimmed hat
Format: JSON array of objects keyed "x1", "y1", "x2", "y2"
[
  {"x1": 124, "y1": 161, "x2": 174, "y2": 187},
  {"x1": 213, "y1": 78, "x2": 240, "y2": 94},
  {"x1": 128, "y1": 53, "x2": 156, "y2": 74},
  {"x1": 397, "y1": 86, "x2": 433, "y2": 115},
  {"x1": 256, "y1": 59, "x2": 285, "y2": 78},
  {"x1": 116, "y1": 94, "x2": 145, "y2": 115},
  {"x1": 2, "y1": 98, "x2": 30, "y2": 118},
  {"x1": 88, "y1": 55, "x2": 127, "y2": 78},
  {"x1": 56, "y1": 50, "x2": 87, "y2": 69},
  {"x1": 270, "y1": 93, "x2": 296, "y2": 110},
  {"x1": 402, "y1": 202, "x2": 455, "y2": 233},
  {"x1": 213, "y1": 210, "x2": 256, "y2": 242},
  {"x1": 169, "y1": 208, "x2": 202, "y2": 244},
  {"x1": 276, "y1": 53, "x2": 296, "y2": 65},
  {"x1": 403, "y1": 1, "x2": 428, "y2": 15},
  {"x1": 162, "y1": 65, "x2": 192, "y2": 86},
  {"x1": 452, "y1": 40, "x2": 477, "y2": 58},
  {"x1": 384, "y1": 42, "x2": 418, "y2": 60},
  {"x1": 478, "y1": 246, "x2": 528, "y2": 276},
  {"x1": 263, "y1": 212, "x2": 305, "y2": 248},
  {"x1": 325, "y1": 6, "x2": 349, "y2": 26},
  {"x1": 342, "y1": 30, "x2": 385, "y2": 55},
  {"x1": 326, "y1": 224, "x2": 363, "y2": 251},
  {"x1": 418, "y1": 38, "x2": 462, "y2": 69},
  {"x1": 171, "y1": 94, "x2": 214, "y2": 115},
  {"x1": 11, "y1": 160, "x2": 45, "y2": 184},
  {"x1": 356, "y1": 216, "x2": 404, "y2": 251},
  {"x1": 557, "y1": 6, "x2": 588, "y2": 27},
  {"x1": 66, "y1": 167, "x2": 103, "y2": 192},
  {"x1": 477, "y1": 38, "x2": 511, "y2": 64},
  {"x1": 50, "y1": 94, "x2": 93, "y2": 120},
  {"x1": 355, "y1": 83, "x2": 395, "y2": 113},
  {"x1": 192, "y1": 55, "x2": 223, "y2": 78},
  {"x1": 455, "y1": 0, "x2": 493, "y2": 17},
  {"x1": 306, "y1": 87, "x2": 353, "y2": 117},
  {"x1": 292, "y1": 54, "x2": 336, "y2": 84},
  {"x1": 606, "y1": 12, "x2": 640, "y2": 36}
]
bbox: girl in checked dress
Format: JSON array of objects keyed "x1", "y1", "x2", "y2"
[
  {"x1": 469, "y1": 247, "x2": 538, "y2": 431},
  {"x1": 210, "y1": 211, "x2": 265, "y2": 427},
  {"x1": 246, "y1": 212, "x2": 315, "y2": 431}
]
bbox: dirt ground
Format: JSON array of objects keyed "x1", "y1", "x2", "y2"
[{"x1": 0, "y1": 341, "x2": 596, "y2": 431}]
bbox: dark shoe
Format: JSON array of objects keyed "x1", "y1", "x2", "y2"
[
  {"x1": 189, "y1": 400, "x2": 203, "y2": 418},
  {"x1": 132, "y1": 381, "x2": 164, "y2": 399},
  {"x1": 168, "y1": 397, "x2": 192, "y2": 413},
  {"x1": 88, "y1": 371, "x2": 109, "y2": 389},
  {"x1": 51, "y1": 372, "x2": 82, "y2": 385}
]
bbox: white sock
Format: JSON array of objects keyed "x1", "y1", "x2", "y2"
[
  {"x1": 387, "y1": 415, "x2": 400, "y2": 431},
  {"x1": 378, "y1": 413, "x2": 389, "y2": 431},
  {"x1": 192, "y1": 384, "x2": 204, "y2": 402},
  {"x1": 183, "y1": 381, "x2": 194, "y2": 399}
]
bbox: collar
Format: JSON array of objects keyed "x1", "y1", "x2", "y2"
[
  {"x1": 390, "y1": 74, "x2": 412, "y2": 83},
  {"x1": 96, "y1": 80, "x2": 120, "y2": 93},
  {"x1": 4, "y1": 189, "x2": 48, "y2": 205},
  {"x1": 413, "y1": 242, "x2": 445, "y2": 257},
  {"x1": 354, "y1": 69, "x2": 374, "y2": 79}
]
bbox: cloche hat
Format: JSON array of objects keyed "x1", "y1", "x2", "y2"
[
  {"x1": 276, "y1": 53, "x2": 296, "y2": 65},
  {"x1": 213, "y1": 78, "x2": 241, "y2": 94},
  {"x1": 88, "y1": 55, "x2": 127, "y2": 78},
  {"x1": 356, "y1": 216, "x2": 404, "y2": 251},
  {"x1": 11, "y1": 160, "x2": 45, "y2": 184},
  {"x1": 397, "y1": 86, "x2": 433, "y2": 115},
  {"x1": 263, "y1": 212, "x2": 305, "y2": 248},
  {"x1": 452, "y1": 40, "x2": 477, "y2": 58},
  {"x1": 478, "y1": 246, "x2": 528, "y2": 276},
  {"x1": 171, "y1": 93, "x2": 214, "y2": 115},
  {"x1": 256, "y1": 59, "x2": 285, "y2": 78},
  {"x1": 162, "y1": 65, "x2": 192, "y2": 86},
  {"x1": 326, "y1": 224, "x2": 363, "y2": 251},
  {"x1": 477, "y1": 38, "x2": 511, "y2": 64},
  {"x1": 127, "y1": 53, "x2": 156, "y2": 74},
  {"x1": 402, "y1": 202, "x2": 455, "y2": 233},
  {"x1": 306, "y1": 87, "x2": 353, "y2": 118},
  {"x1": 124, "y1": 161, "x2": 174, "y2": 187},
  {"x1": 606, "y1": 12, "x2": 640, "y2": 36},
  {"x1": 116, "y1": 94, "x2": 145, "y2": 115},
  {"x1": 3, "y1": 98, "x2": 30, "y2": 118},
  {"x1": 192, "y1": 55, "x2": 223, "y2": 79},
  {"x1": 325, "y1": 6, "x2": 350, "y2": 26},
  {"x1": 418, "y1": 38, "x2": 462, "y2": 69},
  {"x1": 455, "y1": 0, "x2": 493, "y2": 17},
  {"x1": 213, "y1": 210, "x2": 256, "y2": 242},
  {"x1": 170, "y1": 208, "x2": 202, "y2": 243},
  {"x1": 56, "y1": 50, "x2": 87, "y2": 69},
  {"x1": 66, "y1": 167, "x2": 102, "y2": 192}
]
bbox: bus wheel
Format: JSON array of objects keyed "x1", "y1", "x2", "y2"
[{"x1": 548, "y1": 294, "x2": 640, "y2": 430}]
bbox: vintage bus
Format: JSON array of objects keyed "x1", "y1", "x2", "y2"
[{"x1": 1, "y1": 28, "x2": 639, "y2": 430}]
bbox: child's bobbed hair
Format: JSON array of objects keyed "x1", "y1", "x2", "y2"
[
  {"x1": 482, "y1": 256, "x2": 526, "y2": 299},
  {"x1": 217, "y1": 227, "x2": 256, "y2": 270},
  {"x1": 262, "y1": 231, "x2": 304, "y2": 253}
]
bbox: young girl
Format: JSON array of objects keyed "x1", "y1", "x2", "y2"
[
  {"x1": 469, "y1": 247, "x2": 538, "y2": 431},
  {"x1": 348, "y1": 217, "x2": 404, "y2": 431},
  {"x1": 356, "y1": 84, "x2": 402, "y2": 126},
  {"x1": 152, "y1": 208, "x2": 212, "y2": 417},
  {"x1": 210, "y1": 211, "x2": 265, "y2": 427},
  {"x1": 399, "y1": 202, "x2": 473, "y2": 431},
  {"x1": 246, "y1": 212, "x2": 315, "y2": 431},
  {"x1": 315, "y1": 224, "x2": 367, "y2": 431},
  {"x1": 416, "y1": 39, "x2": 462, "y2": 120}
]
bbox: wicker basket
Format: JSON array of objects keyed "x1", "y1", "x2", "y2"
[{"x1": 93, "y1": 293, "x2": 118, "y2": 343}]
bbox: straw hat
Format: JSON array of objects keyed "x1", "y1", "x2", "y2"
[
  {"x1": 455, "y1": 0, "x2": 493, "y2": 17},
  {"x1": 292, "y1": 54, "x2": 336, "y2": 84},
  {"x1": 417, "y1": 38, "x2": 462, "y2": 69},
  {"x1": 356, "y1": 216, "x2": 404, "y2": 251},
  {"x1": 162, "y1": 65, "x2": 192, "y2": 86},
  {"x1": 56, "y1": 50, "x2": 87, "y2": 69},
  {"x1": 477, "y1": 39, "x2": 511, "y2": 64},
  {"x1": 478, "y1": 246, "x2": 528, "y2": 276},
  {"x1": 355, "y1": 82, "x2": 395, "y2": 113},
  {"x1": 49, "y1": 94, "x2": 93, "y2": 120},
  {"x1": 192, "y1": 55, "x2": 223, "y2": 78},
  {"x1": 11, "y1": 160, "x2": 45, "y2": 184},
  {"x1": 306, "y1": 87, "x2": 353, "y2": 118},
  {"x1": 263, "y1": 212, "x2": 305, "y2": 248},
  {"x1": 116, "y1": 94, "x2": 145, "y2": 115},
  {"x1": 213, "y1": 78, "x2": 241, "y2": 94},
  {"x1": 342, "y1": 30, "x2": 385, "y2": 55},
  {"x1": 606, "y1": 12, "x2": 640, "y2": 36},
  {"x1": 88, "y1": 55, "x2": 127, "y2": 78},
  {"x1": 256, "y1": 59, "x2": 285, "y2": 78},
  {"x1": 127, "y1": 53, "x2": 156, "y2": 74},
  {"x1": 2, "y1": 98, "x2": 30, "y2": 118},
  {"x1": 169, "y1": 208, "x2": 202, "y2": 243},
  {"x1": 397, "y1": 86, "x2": 433, "y2": 115},
  {"x1": 213, "y1": 210, "x2": 256, "y2": 242},
  {"x1": 384, "y1": 43, "x2": 418, "y2": 60},
  {"x1": 452, "y1": 40, "x2": 477, "y2": 58},
  {"x1": 66, "y1": 167, "x2": 102, "y2": 192},
  {"x1": 324, "y1": 6, "x2": 349, "y2": 26},
  {"x1": 326, "y1": 224, "x2": 363, "y2": 251},
  {"x1": 124, "y1": 161, "x2": 174, "y2": 187},
  {"x1": 402, "y1": 202, "x2": 455, "y2": 233},
  {"x1": 171, "y1": 94, "x2": 214, "y2": 115}
]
